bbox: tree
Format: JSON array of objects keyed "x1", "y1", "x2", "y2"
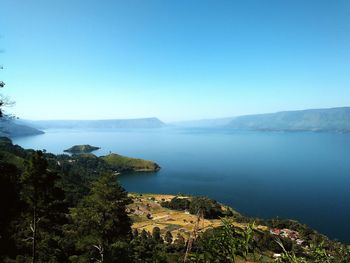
[
  {"x1": 152, "y1": 227, "x2": 162, "y2": 242},
  {"x1": 0, "y1": 55, "x2": 4, "y2": 110},
  {"x1": 189, "y1": 197, "x2": 224, "y2": 219},
  {"x1": 0, "y1": 60, "x2": 13, "y2": 118},
  {"x1": 69, "y1": 172, "x2": 132, "y2": 262},
  {"x1": 193, "y1": 219, "x2": 257, "y2": 262},
  {"x1": 0, "y1": 161, "x2": 22, "y2": 260},
  {"x1": 22, "y1": 151, "x2": 47, "y2": 263},
  {"x1": 161, "y1": 197, "x2": 190, "y2": 211},
  {"x1": 165, "y1": 231, "x2": 173, "y2": 244},
  {"x1": 140, "y1": 229, "x2": 149, "y2": 240},
  {"x1": 0, "y1": 64, "x2": 5, "y2": 117},
  {"x1": 174, "y1": 234, "x2": 185, "y2": 247},
  {"x1": 20, "y1": 151, "x2": 67, "y2": 263},
  {"x1": 132, "y1": 229, "x2": 139, "y2": 239}
]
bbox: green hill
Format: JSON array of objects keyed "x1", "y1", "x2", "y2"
[{"x1": 101, "y1": 153, "x2": 161, "y2": 172}]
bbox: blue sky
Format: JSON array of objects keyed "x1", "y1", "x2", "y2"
[{"x1": 1, "y1": 0, "x2": 349, "y2": 121}]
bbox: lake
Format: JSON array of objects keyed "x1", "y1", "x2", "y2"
[{"x1": 13, "y1": 127, "x2": 350, "y2": 243}]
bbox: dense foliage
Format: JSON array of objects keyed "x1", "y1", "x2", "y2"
[
  {"x1": 0, "y1": 139, "x2": 133, "y2": 262},
  {"x1": 66, "y1": 173, "x2": 132, "y2": 262},
  {"x1": 161, "y1": 196, "x2": 233, "y2": 219},
  {"x1": 161, "y1": 197, "x2": 191, "y2": 211}
]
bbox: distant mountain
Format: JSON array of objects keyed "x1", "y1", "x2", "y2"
[
  {"x1": 228, "y1": 107, "x2": 350, "y2": 132},
  {"x1": 0, "y1": 119, "x2": 44, "y2": 137},
  {"x1": 25, "y1": 117, "x2": 166, "y2": 129},
  {"x1": 172, "y1": 117, "x2": 235, "y2": 128}
]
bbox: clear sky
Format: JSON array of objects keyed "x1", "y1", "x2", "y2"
[{"x1": 1, "y1": 0, "x2": 349, "y2": 121}]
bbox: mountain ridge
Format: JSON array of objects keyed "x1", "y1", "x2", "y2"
[
  {"x1": 227, "y1": 106, "x2": 350, "y2": 132},
  {"x1": 171, "y1": 117, "x2": 236, "y2": 128},
  {"x1": 0, "y1": 119, "x2": 44, "y2": 137},
  {"x1": 22, "y1": 117, "x2": 166, "y2": 129}
]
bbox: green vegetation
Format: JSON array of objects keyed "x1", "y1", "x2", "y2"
[
  {"x1": 21, "y1": 151, "x2": 67, "y2": 263},
  {"x1": 67, "y1": 173, "x2": 132, "y2": 262},
  {"x1": 161, "y1": 196, "x2": 234, "y2": 219},
  {"x1": 161, "y1": 197, "x2": 191, "y2": 211},
  {"x1": 0, "y1": 63, "x2": 8, "y2": 118},
  {"x1": 102, "y1": 153, "x2": 161, "y2": 172},
  {"x1": 64, "y1": 144, "x2": 100, "y2": 154}
]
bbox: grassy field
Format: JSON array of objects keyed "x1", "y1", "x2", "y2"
[{"x1": 128, "y1": 193, "x2": 268, "y2": 239}]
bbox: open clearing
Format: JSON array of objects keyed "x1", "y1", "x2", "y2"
[{"x1": 128, "y1": 193, "x2": 268, "y2": 239}]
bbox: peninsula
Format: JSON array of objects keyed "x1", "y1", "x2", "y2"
[
  {"x1": 102, "y1": 153, "x2": 161, "y2": 172},
  {"x1": 62, "y1": 144, "x2": 160, "y2": 173},
  {"x1": 0, "y1": 119, "x2": 44, "y2": 137}
]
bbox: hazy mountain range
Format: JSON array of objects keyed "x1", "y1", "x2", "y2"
[
  {"x1": 21, "y1": 117, "x2": 166, "y2": 129},
  {"x1": 171, "y1": 117, "x2": 236, "y2": 127},
  {"x1": 0, "y1": 119, "x2": 44, "y2": 137},
  {"x1": 227, "y1": 107, "x2": 350, "y2": 132},
  {"x1": 1, "y1": 107, "x2": 350, "y2": 137},
  {"x1": 0, "y1": 118, "x2": 165, "y2": 137}
]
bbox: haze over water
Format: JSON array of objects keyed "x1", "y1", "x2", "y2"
[{"x1": 13, "y1": 127, "x2": 350, "y2": 243}]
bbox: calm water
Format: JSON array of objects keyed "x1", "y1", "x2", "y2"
[{"x1": 13, "y1": 128, "x2": 350, "y2": 243}]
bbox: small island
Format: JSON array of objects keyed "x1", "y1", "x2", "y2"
[{"x1": 64, "y1": 144, "x2": 100, "y2": 154}]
